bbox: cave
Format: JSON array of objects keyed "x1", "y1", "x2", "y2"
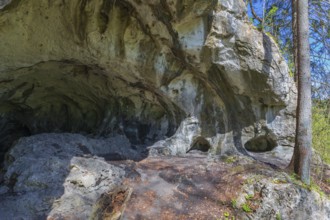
[
  {"x1": 187, "y1": 136, "x2": 211, "y2": 153},
  {"x1": 0, "y1": 0, "x2": 302, "y2": 218},
  {"x1": 244, "y1": 135, "x2": 277, "y2": 152},
  {"x1": 0, "y1": 61, "x2": 186, "y2": 165}
]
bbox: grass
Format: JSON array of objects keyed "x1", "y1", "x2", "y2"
[{"x1": 288, "y1": 172, "x2": 328, "y2": 198}]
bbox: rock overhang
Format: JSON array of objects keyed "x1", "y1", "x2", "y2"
[{"x1": 0, "y1": 0, "x2": 297, "y2": 159}]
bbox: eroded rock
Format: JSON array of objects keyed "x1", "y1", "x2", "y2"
[
  {"x1": 0, "y1": 0, "x2": 296, "y2": 158},
  {"x1": 0, "y1": 1, "x2": 311, "y2": 218},
  {"x1": 0, "y1": 133, "x2": 132, "y2": 219}
]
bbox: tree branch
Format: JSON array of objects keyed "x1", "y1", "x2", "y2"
[{"x1": 248, "y1": 0, "x2": 263, "y2": 23}]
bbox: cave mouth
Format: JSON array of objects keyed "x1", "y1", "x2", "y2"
[
  {"x1": 187, "y1": 136, "x2": 211, "y2": 153},
  {"x1": 244, "y1": 135, "x2": 277, "y2": 152},
  {"x1": 0, "y1": 61, "x2": 186, "y2": 165}
]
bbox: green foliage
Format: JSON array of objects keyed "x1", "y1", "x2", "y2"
[
  {"x1": 245, "y1": 194, "x2": 254, "y2": 200},
  {"x1": 309, "y1": 181, "x2": 326, "y2": 198},
  {"x1": 327, "y1": 178, "x2": 330, "y2": 184},
  {"x1": 289, "y1": 171, "x2": 328, "y2": 198},
  {"x1": 224, "y1": 156, "x2": 236, "y2": 163},
  {"x1": 264, "y1": 5, "x2": 278, "y2": 28},
  {"x1": 276, "y1": 212, "x2": 282, "y2": 220},
  {"x1": 231, "y1": 199, "x2": 237, "y2": 208},
  {"x1": 312, "y1": 102, "x2": 330, "y2": 164},
  {"x1": 242, "y1": 203, "x2": 252, "y2": 213},
  {"x1": 247, "y1": 0, "x2": 330, "y2": 99}
]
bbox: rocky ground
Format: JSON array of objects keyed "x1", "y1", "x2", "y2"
[
  {"x1": 0, "y1": 133, "x2": 329, "y2": 220},
  {"x1": 117, "y1": 152, "x2": 330, "y2": 220}
]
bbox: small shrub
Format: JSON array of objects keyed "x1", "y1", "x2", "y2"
[{"x1": 242, "y1": 203, "x2": 252, "y2": 213}]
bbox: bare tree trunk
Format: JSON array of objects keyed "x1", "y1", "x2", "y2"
[
  {"x1": 290, "y1": 0, "x2": 312, "y2": 185},
  {"x1": 292, "y1": 0, "x2": 298, "y2": 83},
  {"x1": 288, "y1": 0, "x2": 298, "y2": 170}
]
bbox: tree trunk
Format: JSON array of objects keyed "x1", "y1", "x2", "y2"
[
  {"x1": 292, "y1": 0, "x2": 298, "y2": 83},
  {"x1": 290, "y1": 0, "x2": 312, "y2": 185}
]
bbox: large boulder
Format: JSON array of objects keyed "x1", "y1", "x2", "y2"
[{"x1": 0, "y1": 133, "x2": 128, "y2": 219}]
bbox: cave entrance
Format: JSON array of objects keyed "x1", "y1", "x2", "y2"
[
  {"x1": 244, "y1": 135, "x2": 277, "y2": 152},
  {"x1": 187, "y1": 136, "x2": 211, "y2": 153},
  {"x1": 0, "y1": 121, "x2": 31, "y2": 168},
  {"x1": 0, "y1": 61, "x2": 186, "y2": 166}
]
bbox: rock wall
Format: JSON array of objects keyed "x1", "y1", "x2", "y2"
[{"x1": 0, "y1": 0, "x2": 296, "y2": 156}]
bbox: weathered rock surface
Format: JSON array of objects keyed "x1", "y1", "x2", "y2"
[
  {"x1": 0, "y1": 0, "x2": 296, "y2": 159},
  {"x1": 1, "y1": 0, "x2": 323, "y2": 219},
  {"x1": 1, "y1": 134, "x2": 329, "y2": 220},
  {"x1": 0, "y1": 133, "x2": 132, "y2": 219}
]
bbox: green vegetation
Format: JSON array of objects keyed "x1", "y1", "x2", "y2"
[
  {"x1": 288, "y1": 172, "x2": 328, "y2": 198},
  {"x1": 309, "y1": 181, "x2": 326, "y2": 198},
  {"x1": 224, "y1": 156, "x2": 236, "y2": 163},
  {"x1": 245, "y1": 194, "x2": 254, "y2": 200},
  {"x1": 272, "y1": 177, "x2": 288, "y2": 184},
  {"x1": 242, "y1": 203, "x2": 252, "y2": 213},
  {"x1": 276, "y1": 212, "x2": 282, "y2": 220},
  {"x1": 231, "y1": 199, "x2": 237, "y2": 208},
  {"x1": 312, "y1": 102, "x2": 330, "y2": 164}
]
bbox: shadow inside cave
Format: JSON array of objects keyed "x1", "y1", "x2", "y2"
[
  {"x1": 0, "y1": 60, "x2": 186, "y2": 218},
  {"x1": 0, "y1": 60, "x2": 187, "y2": 167}
]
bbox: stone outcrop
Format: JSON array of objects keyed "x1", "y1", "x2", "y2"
[
  {"x1": 1, "y1": 136, "x2": 329, "y2": 219},
  {"x1": 0, "y1": 1, "x2": 315, "y2": 218},
  {"x1": 0, "y1": 0, "x2": 296, "y2": 158},
  {"x1": 0, "y1": 133, "x2": 128, "y2": 219}
]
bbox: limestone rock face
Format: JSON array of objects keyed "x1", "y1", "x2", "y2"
[
  {"x1": 0, "y1": 0, "x2": 296, "y2": 156},
  {"x1": 0, "y1": 133, "x2": 128, "y2": 219}
]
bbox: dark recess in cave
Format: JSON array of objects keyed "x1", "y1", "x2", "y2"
[
  {"x1": 0, "y1": 61, "x2": 186, "y2": 167},
  {"x1": 187, "y1": 136, "x2": 211, "y2": 153},
  {"x1": 244, "y1": 135, "x2": 277, "y2": 152}
]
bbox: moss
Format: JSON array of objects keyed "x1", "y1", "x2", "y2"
[
  {"x1": 265, "y1": 32, "x2": 278, "y2": 44},
  {"x1": 224, "y1": 156, "x2": 236, "y2": 163},
  {"x1": 0, "y1": 0, "x2": 21, "y2": 12},
  {"x1": 309, "y1": 181, "x2": 326, "y2": 198},
  {"x1": 288, "y1": 172, "x2": 328, "y2": 199},
  {"x1": 231, "y1": 165, "x2": 245, "y2": 173}
]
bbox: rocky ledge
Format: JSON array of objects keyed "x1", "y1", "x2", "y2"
[
  {"x1": 0, "y1": 0, "x2": 296, "y2": 159},
  {"x1": 0, "y1": 133, "x2": 329, "y2": 219}
]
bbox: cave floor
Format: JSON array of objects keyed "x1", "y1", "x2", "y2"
[{"x1": 108, "y1": 151, "x2": 330, "y2": 220}]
